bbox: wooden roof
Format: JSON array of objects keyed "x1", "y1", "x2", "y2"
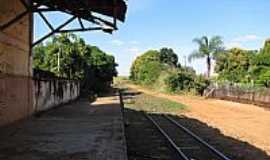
[{"x1": 33, "y1": 0, "x2": 127, "y2": 22}]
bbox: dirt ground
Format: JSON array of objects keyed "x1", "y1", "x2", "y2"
[{"x1": 126, "y1": 84, "x2": 270, "y2": 156}]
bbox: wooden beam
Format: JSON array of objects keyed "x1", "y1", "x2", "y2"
[
  {"x1": 32, "y1": 16, "x2": 76, "y2": 47},
  {"x1": 38, "y1": 12, "x2": 54, "y2": 31},
  {"x1": 20, "y1": 0, "x2": 29, "y2": 9},
  {"x1": 78, "y1": 18, "x2": 85, "y2": 30},
  {"x1": 58, "y1": 27, "x2": 103, "y2": 33},
  {"x1": 0, "y1": 10, "x2": 29, "y2": 31}
]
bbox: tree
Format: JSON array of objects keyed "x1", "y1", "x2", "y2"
[
  {"x1": 159, "y1": 48, "x2": 178, "y2": 67},
  {"x1": 261, "y1": 39, "x2": 270, "y2": 54},
  {"x1": 257, "y1": 70, "x2": 270, "y2": 87},
  {"x1": 130, "y1": 50, "x2": 162, "y2": 82},
  {"x1": 33, "y1": 33, "x2": 118, "y2": 93},
  {"x1": 188, "y1": 36, "x2": 224, "y2": 78},
  {"x1": 130, "y1": 48, "x2": 209, "y2": 94},
  {"x1": 215, "y1": 48, "x2": 255, "y2": 83},
  {"x1": 250, "y1": 39, "x2": 270, "y2": 85},
  {"x1": 165, "y1": 71, "x2": 194, "y2": 92},
  {"x1": 33, "y1": 33, "x2": 87, "y2": 79},
  {"x1": 33, "y1": 43, "x2": 47, "y2": 70}
]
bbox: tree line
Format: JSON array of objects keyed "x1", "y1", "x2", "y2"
[
  {"x1": 130, "y1": 36, "x2": 270, "y2": 95},
  {"x1": 215, "y1": 40, "x2": 270, "y2": 87},
  {"x1": 130, "y1": 48, "x2": 209, "y2": 95},
  {"x1": 190, "y1": 36, "x2": 270, "y2": 87},
  {"x1": 33, "y1": 33, "x2": 118, "y2": 93}
]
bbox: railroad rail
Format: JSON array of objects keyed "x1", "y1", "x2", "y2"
[{"x1": 144, "y1": 113, "x2": 232, "y2": 160}]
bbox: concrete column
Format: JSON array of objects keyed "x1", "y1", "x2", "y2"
[{"x1": 0, "y1": 0, "x2": 33, "y2": 126}]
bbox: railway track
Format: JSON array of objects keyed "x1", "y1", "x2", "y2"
[
  {"x1": 120, "y1": 91, "x2": 232, "y2": 160},
  {"x1": 145, "y1": 113, "x2": 232, "y2": 160},
  {"x1": 125, "y1": 110, "x2": 181, "y2": 160}
]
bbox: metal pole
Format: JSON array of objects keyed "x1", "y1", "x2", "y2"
[
  {"x1": 57, "y1": 47, "x2": 61, "y2": 75},
  {"x1": 184, "y1": 55, "x2": 187, "y2": 67}
]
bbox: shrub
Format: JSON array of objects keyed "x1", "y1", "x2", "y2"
[
  {"x1": 130, "y1": 48, "x2": 209, "y2": 95},
  {"x1": 165, "y1": 71, "x2": 194, "y2": 92},
  {"x1": 257, "y1": 69, "x2": 270, "y2": 87},
  {"x1": 164, "y1": 71, "x2": 209, "y2": 95},
  {"x1": 153, "y1": 71, "x2": 172, "y2": 92},
  {"x1": 194, "y1": 75, "x2": 210, "y2": 95},
  {"x1": 138, "y1": 61, "x2": 164, "y2": 84}
]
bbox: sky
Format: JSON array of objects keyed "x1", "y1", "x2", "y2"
[{"x1": 34, "y1": 0, "x2": 270, "y2": 76}]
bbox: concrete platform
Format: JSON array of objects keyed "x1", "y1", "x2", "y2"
[{"x1": 0, "y1": 94, "x2": 128, "y2": 160}]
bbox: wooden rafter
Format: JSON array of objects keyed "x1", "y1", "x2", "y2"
[{"x1": 0, "y1": 0, "x2": 127, "y2": 46}]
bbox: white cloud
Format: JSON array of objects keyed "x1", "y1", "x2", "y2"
[
  {"x1": 111, "y1": 39, "x2": 124, "y2": 46},
  {"x1": 226, "y1": 34, "x2": 261, "y2": 49},
  {"x1": 225, "y1": 42, "x2": 243, "y2": 49},
  {"x1": 232, "y1": 34, "x2": 261, "y2": 42},
  {"x1": 127, "y1": 47, "x2": 141, "y2": 55},
  {"x1": 130, "y1": 40, "x2": 139, "y2": 45}
]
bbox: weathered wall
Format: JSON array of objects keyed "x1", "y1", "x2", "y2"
[
  {"x1": 0, "y1": 0, "x2": 33, "y2": 126},
  {"x1": 0, "y1": 1, "x2": 81, "y2": 127},
  {"x1": 34, "y1": 79, "x2": 80, "y2": 112},
  {"x1": 0, "y1": 75, "x2": 33, "y2": 126},
  {"x1": 0, "y1": 0, "x2": 32, "y2": 76},
  {"x1": 206, "y1": 84, "x2": 270, "y2": 109}
]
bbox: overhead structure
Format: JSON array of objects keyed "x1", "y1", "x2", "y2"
[{"x1": 0, "y1": 0, "x2": 128, "y2": 46}]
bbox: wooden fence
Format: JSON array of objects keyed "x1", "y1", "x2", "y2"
[{"x1": 205, "y1": 84, "x2": 270, "y2": 109}]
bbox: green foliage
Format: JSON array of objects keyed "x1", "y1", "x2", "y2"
[
  {"x1": 130, "y1": 50, "x2": 163, "y2": 83},
  {"x1": 34, "y1": 33, "x2": 87, "y2": 79},
  {"x1": 215, "y1": 48, "x2": 255, "y2": 83},
  {"x1": 257, "y1": 70, "x2": 270, "y2": 87},
  {"x1": 33, "y1": 44, "x2": 47, "y2": 70},
  {"x1": 165, "y1": 71, "x2": 194, "y2": 92},
  {"x1": 153, "y1": 71, "x2": 172, "y2": 92},
  {"x1": 138, "y1": 61, "x2": 164, "y2": 84},
  {"x1": 261, "y1": 39, "x2": 270, "y2": 54},
  {"x1": 194, "y1": 75, "x2": 210, "y2": 95},
  {"x1": 159, "y1": 48, "x2": 178, "y2": 67},
  {"x1": 215, "y1": 39, "x2": 270, "y2": 88},
  {"x1": 126, "y1": 92, "x2": 187, "y2": 113},
  {"x1": 33, "y1": 33, "x2": 117, "y2": 93},
  {"x1": 164, "y1": 70, "x2": 209, "y2": 95},
  {"x1": 89, "y1": 46, "x2": 118, "y2": 82},
  {"x1": 130, "y1": 48, "x2": 209, "y2": 95},
  {"x1": 250, "y1": 40, "x2": 270, "y2": 83}
]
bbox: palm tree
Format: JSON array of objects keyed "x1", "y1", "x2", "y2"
[{"x1": 188, "y1": 36, "x2": 224, "y2": 78}]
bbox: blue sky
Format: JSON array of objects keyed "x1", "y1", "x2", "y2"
[{"x1": 34, "y1": 0, "x2": 270, "y2": 76}]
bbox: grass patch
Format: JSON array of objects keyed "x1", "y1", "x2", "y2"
[
  {"x1": 125, "y1": 92, "x2": 187, "y2": 113},
  {"x1": 114, "y1": 76, "x2": 131, "y2": 89},
  {"x1": 114, "y1": 77, "x2": 187, "y2": 113}
]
